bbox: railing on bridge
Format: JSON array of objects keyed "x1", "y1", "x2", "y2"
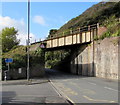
[{"x1": 44, "y1": 23, "x2": 99, "y2": 49}]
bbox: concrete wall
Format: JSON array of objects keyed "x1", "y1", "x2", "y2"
[
  {"x1": 30, "y1": 64, "x2": 45, "y2": 78},
  {"x1": 2, "y1": 68, "x2": 27, "y2": 80},
  {"x1": 70, "y1": 37, "x2": 119, "y2": 79},
  {"x1": 2, "y1": 63, "x2": 45, "y2": 80}
]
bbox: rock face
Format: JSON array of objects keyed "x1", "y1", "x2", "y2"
[{"x1": 70, "y1": 37, "x2": 119, "y2": 79}]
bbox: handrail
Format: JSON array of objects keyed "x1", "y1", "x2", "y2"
[{"x1": 48, "y1": 23, "x2": 98, "y2": 40}]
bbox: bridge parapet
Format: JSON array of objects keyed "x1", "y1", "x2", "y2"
[{"x1": 43, "y1": 24, "x2": 99, "y2": 49}]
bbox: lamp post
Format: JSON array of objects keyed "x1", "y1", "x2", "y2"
[{"x1": 27, "y1": 0, "x2": 30, "y2": 81}]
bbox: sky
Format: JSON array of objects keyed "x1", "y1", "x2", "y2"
[{"x1": 0, "y1": 2, "x2": 98, "y2": 45}]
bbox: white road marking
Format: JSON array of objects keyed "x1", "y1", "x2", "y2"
[
  {"x1": 104, "y1": 87, "x2": 118, "y2": 92},
  {"x1": 88, "y1": 82, "x2": 96, "y2": 85},
  {"x1": 83, "y1": 95, "x2": 116, "y2": 103}
]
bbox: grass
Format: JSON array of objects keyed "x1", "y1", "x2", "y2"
[{"x1": 94, "y1": 16, "x2": 120, "y2": 41}]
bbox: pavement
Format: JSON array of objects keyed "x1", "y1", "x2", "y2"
[
  {"x1": 2, "y1": 77, "x2": 50, "y2": 85},
  {"x1": 1, "y1": 76, "x2": 71, "y2": 105}
]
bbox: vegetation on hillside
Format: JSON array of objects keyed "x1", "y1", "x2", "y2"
[
  {"x1": 45, "y1": 50, "x2": 70, "y2": 68},
  {"x1": 2, "y1": 42, "x2": 44, "y2": 73},
  {"x1": 2, "y1": 43, "x2": 44, "y2": 71},
  {"x1": 58, "y1": 2, "x2": 120, "y2": 33},
  {"x1": 2, "y1": 45, "x2": 27, "y2": 70},
  {"x1": 95, "y1": 16, "x2": 120, "y2": 40},
  {"x1": 47, "y1": 2, "x2": 120, "y2": 39}
]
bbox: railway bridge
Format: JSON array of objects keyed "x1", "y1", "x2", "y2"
[
  {"x1": 43, "y1": 24, "x2": 99, "y2": 51},
  {"x1": 40, "y1": 24, "x2": 100, "y2": 76},
  {"x1": 32, "y1": 23, "x2": 118, "y2": 79}
]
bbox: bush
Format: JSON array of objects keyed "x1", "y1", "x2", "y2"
[
  {"x1": 45, "y1": 50, "x2": 71, "y2": 68},
  {"x1": 2, "y1": 46, "x2": 45, "y2": 71}
]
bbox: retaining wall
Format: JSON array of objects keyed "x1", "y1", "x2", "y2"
[{"x1": 70, "y1": 37, "x2": 119, "y2": 79}]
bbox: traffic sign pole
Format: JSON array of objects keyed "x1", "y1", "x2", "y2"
[{"x1": 8, "y1": 63, "x2": 10, "y2": 71}]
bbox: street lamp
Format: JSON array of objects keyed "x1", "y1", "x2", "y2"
[{"x1": 27, "y1": 0, "x2": 30, "y2": 81}]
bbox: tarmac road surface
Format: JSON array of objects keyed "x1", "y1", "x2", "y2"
[
  {"x1": 45, "y1": 69, "x2": 119, "y2": 105},
  {"x1": 1, "y1": 77, "x2": 69, "y2": 105}
]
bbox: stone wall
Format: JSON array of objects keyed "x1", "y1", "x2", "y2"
[
  {"x1": 70, "y1": 37, "x2": 119, "y2": 79},
  {"x1": 2, "y1": 68, "x2": 27, "y2": 80},
  {"x1": 2, "y1": 63, "x2": 45, "y2": 80},
  {"x1": 30, "y1": 64, "x2": 45, "y2": 78}
]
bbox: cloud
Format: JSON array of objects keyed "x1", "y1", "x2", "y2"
[
  {"x1": 33, "y1": 15, "x2": 46, "y2": 26},
  {"x1": 17, "y1": 33, "x2": 36, "y2": 45},
  {"x1": 0, "y1": 16, "x2": 37, "y2": 45},
  {"x1": 0, "y1": 16, "x2": 25, "y2": 32}
]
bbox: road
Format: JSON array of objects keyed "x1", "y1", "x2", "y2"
[
  {"x1": 1, "y1": 69, "x2": 119, "y2": 105},
  {"x1": 2, "y1": 78, "x2": 69, "y2": 105},
  {"x1": 45, "y1": 69, "x2": 119, "y2": 104}
]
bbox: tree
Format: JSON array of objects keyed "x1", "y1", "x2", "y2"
[
  {"x1": 49, "y1": 29, "x2": 58, "y2": 35},
  {"x1": 1, "y1": 27, "x2": 20, "y2": 52}
]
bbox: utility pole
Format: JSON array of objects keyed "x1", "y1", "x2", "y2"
[{"x1": 27, "y1": 0, "x2": 30, "y2": 81}]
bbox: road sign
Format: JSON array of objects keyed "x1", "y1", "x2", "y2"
[
  {"x1": 40, "y1": 43, "x2": 45, "y2": 48},
  {"x1": 5, "y1": 58, "x2": 13, "y2": 63}
]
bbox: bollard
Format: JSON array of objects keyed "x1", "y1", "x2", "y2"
[
  {"x1": 4, "y1": 71, "x2": 8, "y2": 81},
  {"x1": 4, "y1": 72, "x2": 7, "y2": 81},
  {"x1": 4, "y1": 76, "x2": 7, "y2": 81}
]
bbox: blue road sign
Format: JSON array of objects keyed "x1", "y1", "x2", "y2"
[{"x1": 5, "y1": 58, "x2": 13, "y2": 63}]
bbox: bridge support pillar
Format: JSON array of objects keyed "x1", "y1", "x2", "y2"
[{"x1": 70, "y1": 43, "x2": 95, "y2": 76}]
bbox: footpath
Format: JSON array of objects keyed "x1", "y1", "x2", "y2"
[
  {"x1": 2, "y1": 77, "x2": 49, "y2": 85},
  {"x1": 1, "y1": 77, "x2": 71, "y2": 105}
]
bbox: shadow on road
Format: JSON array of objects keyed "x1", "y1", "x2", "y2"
[
  {"x1": 2, "y1": 91, "x2": 69, "y2": 105},
  {"x1": 45, "y1": 68, "x2": 94, "y2": 80},
  {"x1": 45, "y1": 68, "x2": 118, "y2": 84},
  {"x1": 2, "y1": 91, "x2": 16, "y2": 104}
]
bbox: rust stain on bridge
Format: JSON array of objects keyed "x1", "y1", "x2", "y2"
[{"x1": 43, "y1": 24, "x2": 99, "y2": 49}]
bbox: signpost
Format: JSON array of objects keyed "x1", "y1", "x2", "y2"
[
  {"x1": 5, "y1": 58, "x2": 13, "y2": 81},
  {"x1": 5, "y1": 58, "x2": 13, "y2": 71},
  {"x1": 5, "y1": 58, "x2": 13, "y2": 63}
]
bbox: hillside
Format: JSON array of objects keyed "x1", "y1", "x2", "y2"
[
  {"x1": 49, "y1": 2, "x2": 120, "y2": 37},
  {"x1": 59, "y1": 2, "x2": 119, "y2": 32}
]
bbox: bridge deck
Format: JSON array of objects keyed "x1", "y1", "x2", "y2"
[{"x1": 43, "y1": 24, "x2": 99, "y2": 49}]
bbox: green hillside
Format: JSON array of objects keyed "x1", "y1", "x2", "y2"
[
  {"x1": 48, "y1": 2, "x2": 120, "y2": 38},
  {"x1": 59, "y1": 2, "x2": 119, "y2": 32}
]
